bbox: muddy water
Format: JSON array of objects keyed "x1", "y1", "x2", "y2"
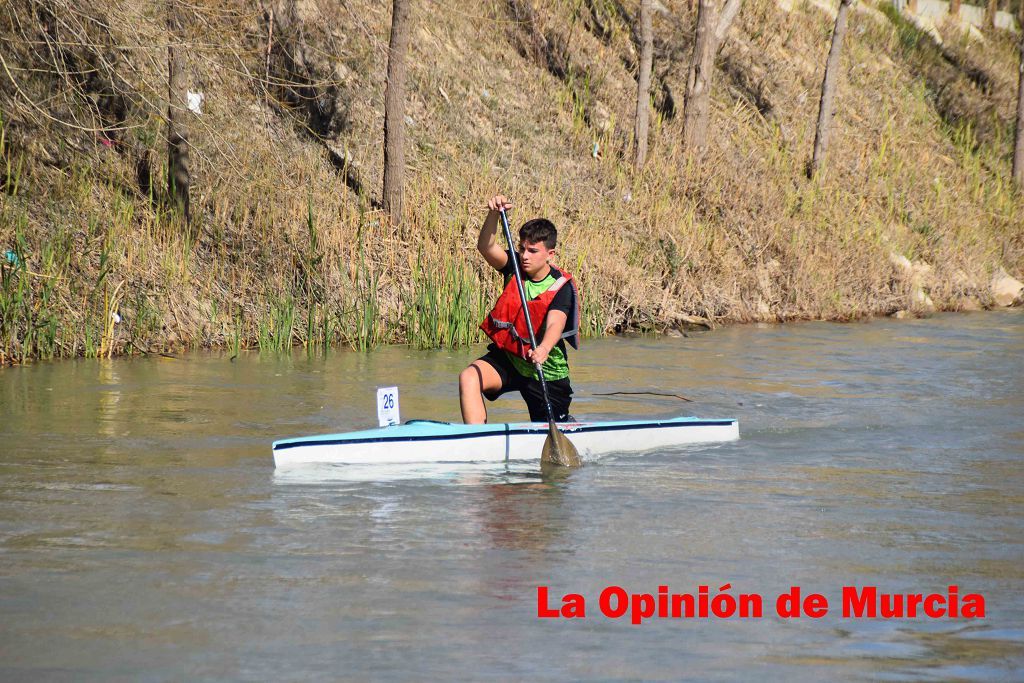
[{"x1": 1, "y1": 311, "x2": 1021, "y2": 681}]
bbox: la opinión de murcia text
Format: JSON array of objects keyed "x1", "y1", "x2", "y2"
[{"x1": 537, "y1": 585, "x2": 985, "y2": 624}]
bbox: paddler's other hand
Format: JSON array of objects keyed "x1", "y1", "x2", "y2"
[
  {"x1": 528, "y1": 344, "x2": 549, "y2": 365},
  {"x1": 487, "y1": 195, "x2": 512, "y2": 213}
]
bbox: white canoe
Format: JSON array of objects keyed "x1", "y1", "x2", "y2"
[{"x1": 273, "y1": 416, "x2": 739, "y2": 467}]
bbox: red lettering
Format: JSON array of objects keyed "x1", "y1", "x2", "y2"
[
  {"x1": 777, "y1": 587, "x2": 826, "y2": 618},
  {"x1": 562, "y1": 593, "x2": 586, "y2": 618},
  {"x1": 600, "y1": 586, "x2": 628, "y2": 619},
  {"x1": 837, "y1": 586, "x2": 984, "y2": 620},
  {"x1": 843, "y1": 586, "x2": 876, "y2": 618},
  {"x1": 673, "y1": 593, "x2": 694, "y2": 618},
  {"x1": 924, "y1": 594, "x2": 945, "y2": 618},
  {"x1": 711, "y1": 584, "x2": 736, "y2": 618},
  {"x1": 962, "y1": 593, "x2": 985, "y2": 618},
  {"x1": 777, "y1": 587, "x2": 800, "y2": 618},
  {"x1": 537, "y1": 586, "x2": 559, "y2": 618},
  {"x1": 632, "y1": 593, "x2": 655, "y2": 625},
  {"x1": 880, "y1": 594, "x2": 903, "y2": 618},
  {"x1": 740, "y1": 593, "x2": 764, "y2": 618},
  {"x1": 804, "y1": 593, "x2": 828, "y2": 618},
  {"x1": 906, "y1": 594, "x2": 923, "y2": 617}
]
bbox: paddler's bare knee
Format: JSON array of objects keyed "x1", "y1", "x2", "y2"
[
  {"x1": 459, "y1": 364, "x2": 488, "y2": 424},
  {"x1": 459, "y1": 365, "x2": 480, "y2": 393},
  {"x1": 463, "y1": 361, "x2": 501, "y2": 393}
]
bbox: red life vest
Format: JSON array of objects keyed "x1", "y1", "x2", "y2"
[{"x1": 480, "y1": 267, "x2": 580, "y2": 360}]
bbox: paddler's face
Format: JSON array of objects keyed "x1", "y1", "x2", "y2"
[{"x1": 518, "y1": 240, "x2": 553, "y2": 278}]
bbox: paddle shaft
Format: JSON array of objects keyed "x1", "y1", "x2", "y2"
[{"x1": 498, "y1": 208, "x2": 560, "y2": 425}]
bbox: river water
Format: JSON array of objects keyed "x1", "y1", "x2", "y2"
[{"x1": 1, "y1": 311, "x2": 1022, "y2": 681}]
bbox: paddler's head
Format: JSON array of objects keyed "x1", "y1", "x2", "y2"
[{"x1": 517, "y1": 218, "x2": 557, "y2": 280}]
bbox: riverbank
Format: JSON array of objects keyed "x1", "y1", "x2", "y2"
[{"x1": 1, "y1": 0, "x2": 1022, "y2": 364}]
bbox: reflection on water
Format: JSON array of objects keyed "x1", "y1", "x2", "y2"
[{"x1": 1, "y1": 310, "x2": 1022, "y2": 680}]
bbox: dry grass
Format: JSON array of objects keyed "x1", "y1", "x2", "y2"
[{"x1": 0, "y1": 0, "x2": 1021, "y2": 363}]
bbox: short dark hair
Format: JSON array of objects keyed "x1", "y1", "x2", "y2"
[{"x1": 518, "y1": 218, "x2": 557, "y2": 249}]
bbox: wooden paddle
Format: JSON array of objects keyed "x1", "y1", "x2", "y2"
[{"x1": 498, "y1": 208, "x2": 581, "y2": 468}]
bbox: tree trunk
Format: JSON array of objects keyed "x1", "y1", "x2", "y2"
[
  {"x1": 634, "y1": 0, "x2": 654, "y2": 170},
  {"x1": 949, "y1": 0, "x2": 960, "y2": 18},
  {"x1": 908, "y1": 0, "x2": 918, "y2": 14},
  {"x1": 1013, "y1": 29, "x2": 1024, "y2": 189},
  {"x1": 383, "y1": 0, "x2": 411, "y2": 232},
  {"x1": 984, "y1": 0, "x2": 997, "y2": 29},
  {"x1": 808, "y1": 0, "x2": 852, "y2": 178},
  {"x1": 683, "y1": 0, "x2": 718, "y2": 154},
  {"x1": 682, "y1": 0, "x2": 742, "y2": 156},
  {"x1": 167, "y1": 2, "x2": 190, "y2": 225}
]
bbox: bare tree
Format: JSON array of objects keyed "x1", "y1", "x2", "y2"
[
  {"x1": 634, "y1": 0, "x2": 654, "y2": 169},
  {"x1": 383, "y1": 0, "x2": 411, "y2": 231},
  {"x1": 808, "y1": 0, "x2": 853, "y2": 178},
  {"x1": 682, "y1": 0, "x2": 743, "y2": 155},
  {"x1": 1014, "y1": 25, "x2": 1024, "y2": 188},
  {"x1": 167, "y1": 1, "x2": 190, "y2": 225},
  {"x1": 949, "y1": 0, "x2": 960, "y2": 18},
  {"x1": 984, "y1": 0, "x2": 997, "y2": 29}
]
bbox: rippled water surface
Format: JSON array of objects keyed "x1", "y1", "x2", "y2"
[{"x1": 1, "y1": 311, "x2": 1022, "y2": 681}]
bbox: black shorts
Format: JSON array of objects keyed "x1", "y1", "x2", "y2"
[{"x1": 477, "y1": 344, "x2": 573, "y2": 422}]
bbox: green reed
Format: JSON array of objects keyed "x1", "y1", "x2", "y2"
[
  {"x1": 342, "y1": 225, "x2": 382, "y2": 352},
  {"x1": 0, "y1": 213, "x2": 67, "y2": 363},
  {"x1": 257, "y1": 295, "x2": 296, "y2": 352},
  {"x1": 0, "y1": 112, "x2": 23, "y2": 196},
  {"x1": 301, "y1": 194, "x2": 328, "y2": 348},
  {"x1": 404, "y1": 248, "x2": 490, "y2": 350}
]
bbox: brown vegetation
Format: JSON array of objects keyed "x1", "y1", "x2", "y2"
[{"x1": 0, "y1": 0, "x2": 1021, "y2": 364}]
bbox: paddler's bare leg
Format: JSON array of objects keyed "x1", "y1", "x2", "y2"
[{"x1": 459, "y1": 361, "x2": 502, "y2": 424}]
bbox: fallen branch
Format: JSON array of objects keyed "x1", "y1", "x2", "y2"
[{"x1": 593, "y1": 390, "x2": 694, "y2": 402}]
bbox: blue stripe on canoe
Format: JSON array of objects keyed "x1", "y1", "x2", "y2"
[{"x1": 273, "y1": 418, "x2": 736, "y2": 451}]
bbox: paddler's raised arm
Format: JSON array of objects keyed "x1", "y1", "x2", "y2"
[{"x1": 478, "y1": 195, "x2": 511, "y2": 271}]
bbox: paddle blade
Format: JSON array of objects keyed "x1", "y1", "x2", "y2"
[
  {"x1": 540, "y1": 460, "x2": 575, "y2": 481},
  {"x1": 541, "y1": 422, "x2": 581, "y2": 467}
]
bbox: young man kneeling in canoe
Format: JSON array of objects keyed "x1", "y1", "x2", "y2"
[{"x1": 459, "y1": 194, "x2": 581, "y2": 424}]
